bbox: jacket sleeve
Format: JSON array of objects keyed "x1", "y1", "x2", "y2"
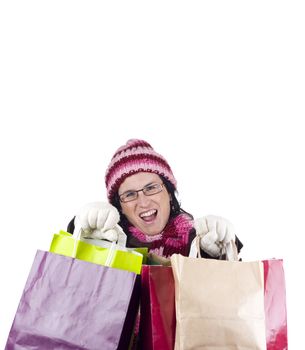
[{"x1": 67, "y1": 216, "x2": 76, "y2": 234}]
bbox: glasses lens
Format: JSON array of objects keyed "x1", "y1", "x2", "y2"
[
  {"x1": 120, "y1": 183, "x2": 163, "y2": 202},
  {"x1": 120, "y1": 191, "x2": 137, "y2": 202},
  {"x1": 143, "y1": 183, "x2": 163, "y2": 196}
]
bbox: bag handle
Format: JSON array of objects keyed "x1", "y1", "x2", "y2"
[
  {"x1": 80, "y1": 225, "x2": 127, "y2": 248},
  {"x1": 71, "y1": 218, "x2": 129, "y2": 263},
  {"x1": 189, "y1": 234, "x2": 239, "y2": 261},
  {"x1": 71, "y1": 230, "x2": 117, "y2": 267},
  {"x1": 104, "y1": 241, "x2": 118, "y2": 267},
  {"x1": 71, "y1": 224, "x2": 82, "y2": 258},
  {"x1": 73, "y1": 215, "x2": 127, "y2": 245}
]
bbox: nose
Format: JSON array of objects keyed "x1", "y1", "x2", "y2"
[{"x1": 136, "y1": 191, "x2": 151, "y2": 206}]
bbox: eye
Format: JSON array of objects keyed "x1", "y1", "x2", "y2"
[
  {"x1": 125, "y1": 191, "x2": 136, "y2": 198},
  {"x1": 120, "y1": 190, "x2": 137, "y2": 202},
  {"x1": 146, "y1": 184, "x2": 156, "y2": 190},
  {"x1": 145, "y1": 183, "x2": 159, "y2": 193}
]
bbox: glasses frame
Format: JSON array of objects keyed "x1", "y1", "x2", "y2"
[{"x1": 119, "y1": 182, "x2": 164, "y2": 203}]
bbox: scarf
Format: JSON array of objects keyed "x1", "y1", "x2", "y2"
[{"x1": 127, "y1": 213, "x2": 194, "y2": 257}]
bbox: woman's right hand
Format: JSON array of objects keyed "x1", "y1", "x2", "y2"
[{"x1": 77, "y1": 202, "x2": 121, "y2": 241}]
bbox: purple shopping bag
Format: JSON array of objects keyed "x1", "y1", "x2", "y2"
[{"x1": 6, "y1": 250, "x2": 140, "y2": 350}]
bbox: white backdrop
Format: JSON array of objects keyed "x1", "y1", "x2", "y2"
[{"x1": 0, "y1": 1, "x2": 304, "y2": 348}]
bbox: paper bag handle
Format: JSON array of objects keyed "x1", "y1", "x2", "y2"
[
  {"x1": 72, "y1": 218, "x2": 128, "y2": 260},
  {"x1": 189, "y1": 235, "x2": 239, "y2": 261}
]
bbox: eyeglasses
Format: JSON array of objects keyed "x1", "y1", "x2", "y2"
[{"x1": 119, "y1": 183, "x2": 164, "y2": 203}]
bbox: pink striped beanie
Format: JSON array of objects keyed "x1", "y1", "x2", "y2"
[{"x1": 105, "y1": 139, "x2": 177, "y2": 201}]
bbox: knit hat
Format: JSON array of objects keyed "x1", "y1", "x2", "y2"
[{"x1": 105, "y1": 139, "x2": 177, "y2": 201}]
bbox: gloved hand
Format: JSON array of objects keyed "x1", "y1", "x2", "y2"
[
  {"x1": 194, "y1": 215, "x2": 235, "y2": 257},
  {"x1": 77, "y1": 202, "x2": 121, "y2": 242}
]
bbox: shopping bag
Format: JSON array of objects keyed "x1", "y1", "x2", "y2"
[
  {"x1": 171, "y1": 239, "x2": 267, "y2": 350},
  {"x1": 138, "y1": 265, "x2": 176, "y2": 350},
  {"x1": 6, "y1": 250, "x2": 140, "y2": 350},
  {"x1": 263, "y1": 259, "x2": 288, "y2": 350},
  {"x1": 50, "y1": 230, "x2": 146, "y2": 274}
]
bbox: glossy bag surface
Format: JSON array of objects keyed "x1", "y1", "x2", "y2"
[
  {"x1": 50, "y1": 230, "x2": 144, "y2": 274},
  {"x1": 6, "y1": 250, "x2": 140, "y2": 350},
  {"x1": 139, "y1": 265, "x2": 176, "y2": 350},
  {"x1": 263, "y1": 259, "x2": 288, "y2": 350}
]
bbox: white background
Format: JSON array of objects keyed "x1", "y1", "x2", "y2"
[{"x1": 0, "y1": 1, "x2": 304, "y2": 348}]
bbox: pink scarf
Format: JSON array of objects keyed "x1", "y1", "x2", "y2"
[{"x1": 128, "y1": 214, "x2": 194, "y2": 257}]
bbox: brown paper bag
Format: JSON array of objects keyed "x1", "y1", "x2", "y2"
[{"x1": 171, "y1": 252, "x2": 266, "y2": 350}]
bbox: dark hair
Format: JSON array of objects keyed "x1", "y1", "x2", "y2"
[{"x1": 110, "y1": 174, "x2": 193, "y2": 233}]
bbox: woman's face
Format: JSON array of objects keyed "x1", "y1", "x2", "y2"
[{"x1": 118, "y1": 172, "x2": 171, "y2": 236}]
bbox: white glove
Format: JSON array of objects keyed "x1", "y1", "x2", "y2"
[
  {"x1": 194, "y1": 215, "x2": 235, "y2": 257},
  {"x1": 77, "y1": 202, "x2": 121, "y2": 242}
]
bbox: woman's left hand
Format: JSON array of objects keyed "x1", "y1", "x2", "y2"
[{"x1": 194, "y1": 215, "x2": 235, "y2": 257}]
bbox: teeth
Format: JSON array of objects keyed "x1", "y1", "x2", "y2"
[{"x1": 140, "y1": 209, "x2": 157, "y2": 218}]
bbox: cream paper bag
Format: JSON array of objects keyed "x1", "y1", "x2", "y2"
[{"x1": 171, "y1": 244, "x2": 266, "y2": 350}]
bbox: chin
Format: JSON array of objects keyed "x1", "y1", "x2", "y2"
[
  {"x1": 144, "y1": 230, "x2": 160, "y2": 236},
  {"x1": 134, "y1": 219, "x2": 165, "y2": 236},
  {"x1": 143, "y1": 224, "x2": 164, "y2": 236}
]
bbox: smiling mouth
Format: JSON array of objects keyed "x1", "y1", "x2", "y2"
[{"x1": 139, "y1": 209, "x2": 158, "y2": 222}]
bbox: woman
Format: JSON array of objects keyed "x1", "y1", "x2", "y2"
[{"x1": 68, "y1": 139, "x2": 243, "y2": 259}]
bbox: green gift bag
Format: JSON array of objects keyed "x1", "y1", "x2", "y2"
[{"x1": 50, "y1": 230, "x2": 145, "y2": 274}]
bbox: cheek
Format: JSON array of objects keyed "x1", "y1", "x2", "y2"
[
  {"x1": 160, "y1": 196, "x2": 171, "y2": 219},
  {"x1": 121, "y1": 204, "x2": 129, "y2": 216},
  {"x1": 121, "y1": 204, "x2": 135, "y2": 220}
]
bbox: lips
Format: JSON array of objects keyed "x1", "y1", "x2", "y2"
[{"x1": 139, "y1": 209, "x2": 157, "y2": 222}]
